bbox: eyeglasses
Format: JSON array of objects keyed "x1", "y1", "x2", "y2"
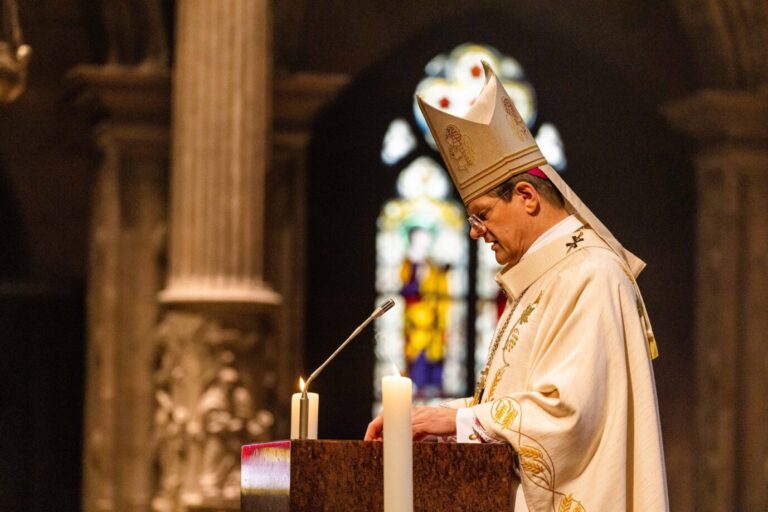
[{"x1": 467, "y1": 197, "x2": 501, "y2": 235}]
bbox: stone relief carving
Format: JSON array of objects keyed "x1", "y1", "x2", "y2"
[{"x1": 152, "y1": 311, "x2": 274, "y2": 511}]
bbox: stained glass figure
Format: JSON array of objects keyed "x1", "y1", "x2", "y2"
[{"x1": 375, "y1": 157, "x2": 467, "y2": 402}]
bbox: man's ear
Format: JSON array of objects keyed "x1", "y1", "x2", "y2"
[{"x1": 514, "y1": 181, "x2": 540, "y2": 213}]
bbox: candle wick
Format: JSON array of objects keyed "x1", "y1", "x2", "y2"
[{"x1": 387, "y1": 356, "x2": 401, "y2": 377}]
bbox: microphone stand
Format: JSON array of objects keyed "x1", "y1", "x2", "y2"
[{"x1": 299, "y1": 298, "x2": 395, "y2": 439}]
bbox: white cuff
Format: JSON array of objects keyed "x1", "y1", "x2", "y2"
[
  {"x1": 456, "y1": 407, "x2": 501, "y2": 444},
  {"x1": 455, "y1": 407, "x2": 480, "y2": 443}
]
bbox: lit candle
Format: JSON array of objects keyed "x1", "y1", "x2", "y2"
[
  {"x1": 290, "y1": 378, "x2": 319, "y2": 439},
  {"x1": 383, "y1": 364, "x2": 413, "y2": 512}
]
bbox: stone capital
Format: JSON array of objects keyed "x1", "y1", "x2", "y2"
[
  {"x1": 663, "y1": 89, "x2": 768, "y2": 143},
  {"x1": 158, "y1": 282, "x2": 281, "y2": 310},
  {"x1": 67, "y1": 64, "x2": 171, "y2": 124}
]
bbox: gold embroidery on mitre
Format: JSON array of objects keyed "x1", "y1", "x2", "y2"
[
  {"x1": 503, "y1": 96, "x2": 529, "y2": 140},
  {"x1": 444, "y1": 124, "x2": 475, "y2": 174},
  {"x1": 491, "y1": 397, "x2": 518, "y2": 430}
]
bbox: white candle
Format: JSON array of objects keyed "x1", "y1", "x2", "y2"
[
  {"x1": 383, "y1": 372, "x2": 413, "y2": 512},
  {"x1": 290, "y1": 379, "x2": 319, "y2": 439}
]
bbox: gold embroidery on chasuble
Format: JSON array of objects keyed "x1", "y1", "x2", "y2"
[
  {"x1": 503, "y1": 327, "x2": 520, "y2": 352},
  {"x1": 472, "y1": 298, "x2": 518, "y2": 406},
  {"x1": 517, "y1": 291, "x2": 542, "y2": 325},
  {"x1": 558, "y1": 494, "x2": 586, "y2": 512},
  {"x1": 491, "y1": 397, "x2": 519, "y2": 430},
  {"x1": 490, "y1": 397, "x2": 589, "y2": 510},
  {"x1": 480, "y1": 282, "x2": 588, "y2": 510},
  {"x1": 637, "y1": 296, "x2": 659, "y2": 359},
  {"x1": 488, "y1": 366, "x2": 507, "y2": 401},
  {"x1": 518, "y1": 445, "x2": 553, "y2": 489},
  {"x1": 444, "y1": 124, "x2": 474, "y2": 173},
  {"x1": 485, "y1": 291, "x2": 543, "y2": 400},
  {"x1": 619, "y1": 253, "x2": 660, "y2": 359}
]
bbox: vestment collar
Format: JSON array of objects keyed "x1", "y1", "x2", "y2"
[
  {"x1": 495, "y1": 225, "x2": 607, "y2": 301},
  {"x1": 521, "y1": 215, "x2": 583, "y2": 259}
]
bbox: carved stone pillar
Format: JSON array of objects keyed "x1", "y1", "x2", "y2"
[
  {"x1": 154, "y1": 2, "x2": 280, "y2": 510},
  {"x1": 71, "y1": 66, "x2": 171, "y2": 512},
  {"x1": 665, "y1": 89, "x2": 768, "y2": 512}
]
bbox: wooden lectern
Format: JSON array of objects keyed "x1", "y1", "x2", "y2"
[{"x1": 241, "y1": 440, "x2": 518, "y2": 511}]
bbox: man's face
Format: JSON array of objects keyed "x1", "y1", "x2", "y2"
[{"x1": 467, "y1": 192, "x2": 532, "y2": 266}]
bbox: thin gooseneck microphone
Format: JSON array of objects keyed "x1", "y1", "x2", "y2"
[
  {"x1": 299, "y1": 298, "x2": 396, "y2": 438},
  {"x1": 304, "y1": 297, "x2": 396, "y2": 392}
]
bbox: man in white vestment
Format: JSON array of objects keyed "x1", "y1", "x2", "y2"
[{"x1": 365, "y1": 62, "x2": 669, "y2": 512}]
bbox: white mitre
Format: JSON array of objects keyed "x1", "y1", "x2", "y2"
[{"x1": 416, "y1": 61, "x2": 646, "y2": 279}]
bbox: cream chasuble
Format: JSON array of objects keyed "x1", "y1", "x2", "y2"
[{"x1": 448, "y1": 226, "x2": 668, "y2": 512}]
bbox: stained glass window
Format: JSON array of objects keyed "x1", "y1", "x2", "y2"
[
  {"x1": 374, "y1": 43, "x2": 567, "y2": 410},
  {"x1": 381, "y1": 118, "x2": 417, "y2": 166},
  {"x1": 374, "y1": 157, "x2": 468, "y2": 402}
]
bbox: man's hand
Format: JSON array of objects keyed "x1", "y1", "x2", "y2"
[
  {"x1": 364, "y1": 413, "x2": 384, "y2": 441},
  {"x1": 412, "y1": 406, "x2": 457, "y2": 440},
  {"x1": 364, "y1": 406, "x2": 458, "y2": 441}
]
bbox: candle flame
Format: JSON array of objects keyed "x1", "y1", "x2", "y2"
[
  {"x1": 390, "y1": 361, "x2": 401, "y2": 377},
  {"x1": 299, "y1": 377, "x2": 305, "y2": 392}
]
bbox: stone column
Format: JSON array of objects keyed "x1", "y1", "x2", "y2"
[
  {"x1": 161, "y1": 0, "x2": 278, "y2": 305},
  {"x1": 665, "y1": 89, "x2": 768, "y2": 512},
  {"x1": 153, "y1": 2, "x2": 280, "y2": 510},
  {"x1": 71, "y1": 66, "x2": 171, "y2": 512}
]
